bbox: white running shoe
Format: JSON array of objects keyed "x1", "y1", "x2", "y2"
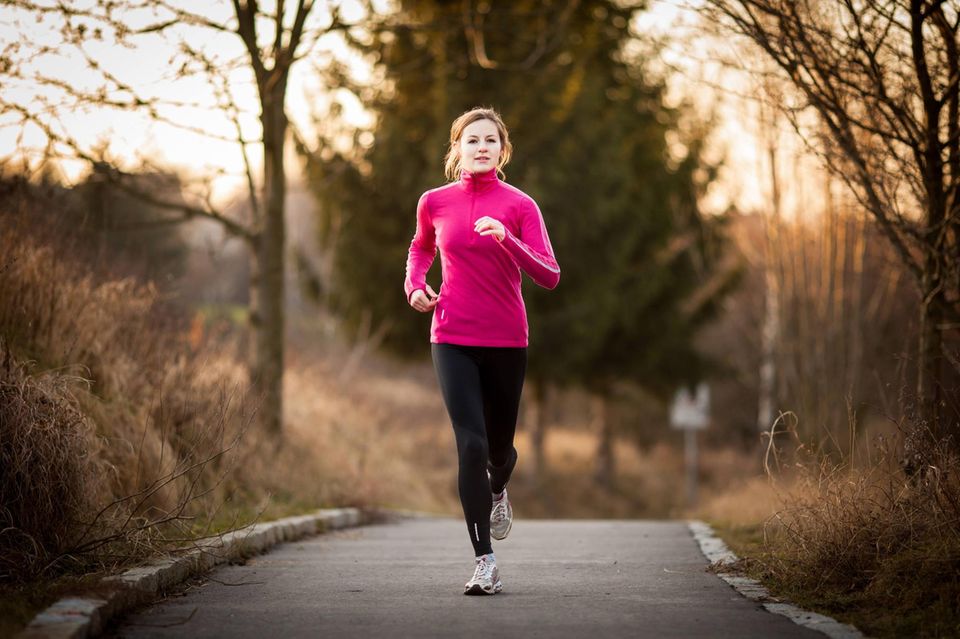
[
  {"x1": 490, "y1": 489, "x2": 513, "y2": 540},
  {"x1": 464, "y1": 554, "x2": 502, "y2": 595}
]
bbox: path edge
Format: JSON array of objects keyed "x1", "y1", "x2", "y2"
[
  {"x1": 16, "y1": 507, "x2": 413, "y2": 639},
  {"x1": 687, "y1": 520, "x2": 865, "y2": 639}
]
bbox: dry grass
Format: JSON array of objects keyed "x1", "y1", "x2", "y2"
[
  {"x1": 698, "y1": 423, "x2": 960, "y2": 638},
  {"x1": 284, "y1": 321, "x2": 761, "y2": 522},
  {"x1": 0, "y1": 220, "x2": 259, "y2": 583},
  {"x1": 696, "y1": 475, "x2": 781, "y2": 529},
  {"x1": 0, "y1": 212, "x2": 270, "y2": 632},
  {"x1": 0, "y1": 350, "x2": 100, "y2": 580},
  {"x1": 279, "y1": 360, "x2": 456, "y2": 514},
  {"x1": 469, "y1": 425, "x2": 760, "y2": 519}
]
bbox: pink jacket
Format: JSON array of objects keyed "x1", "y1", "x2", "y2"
[{"x1": 404, "y1": 169, "x2": 560, "y2": 347}]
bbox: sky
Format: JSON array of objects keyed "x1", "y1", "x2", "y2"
[{"x1": 0, "y1": 0, "x2": 814, "y2": 217}]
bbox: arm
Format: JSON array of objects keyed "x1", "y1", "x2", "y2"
[
  {"x1": 499, "y1": 197, "x2": 561, "y2": 289},
  {"x1": 404, "y1": 192, "x2": 437, "y2": 301}
]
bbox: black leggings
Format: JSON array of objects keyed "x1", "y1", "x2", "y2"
[{"x1": 432, "y1": 343, "x2": 526, "y2": 556}]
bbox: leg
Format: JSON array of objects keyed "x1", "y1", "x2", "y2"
[
  {"x1": 480, "y1": 347, "x2": 527, "y2": 495},
  {"x1": 432, "y1": 343, "x2": 493, "y2": 557}
]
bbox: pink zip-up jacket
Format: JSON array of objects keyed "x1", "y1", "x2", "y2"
[{"x1": 404, "y1": 169, "x2": 560, "y2": 347}]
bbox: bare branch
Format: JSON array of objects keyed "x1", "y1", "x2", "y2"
[
  {"x1": 109, "y1": 176, "x2": 255, "y2": 243},
  {"x1": 931, "y1": 5, "x2": 959, "y2": 191},
  {"x1": 232, "y1": 0, "x2": 268, "y2": 86},
  {"x1": 273, "y1": 0, "x2": 286, "y2": 59},
  {"x1": 3, "y1": 98, "x2": 256, "y2": 241},
  {"x1": 151, "y1": 2, "x2": 238, "y2": 34},
  {"x1": 270, "y1": 0, "x2": 316, "y2": 89},
  {"x1": 175, "y1": 40, "x2": 262, "y2": 226}
]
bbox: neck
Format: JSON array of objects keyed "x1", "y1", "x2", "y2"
[{"x1": 459, "y1": 168, "x2": 499, "y2": 191}]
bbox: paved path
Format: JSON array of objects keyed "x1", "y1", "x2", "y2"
[{"x1": 106, "y1": 518, "x2": 821, "y2": 638}]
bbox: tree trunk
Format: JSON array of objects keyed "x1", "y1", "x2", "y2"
[
  {"x1": 917, "y1": 271, "x2": 945, "y2": 439},
  {"x1": 249, "y1": 81, "x2": 288, "y2": 438},
  {"x1": 526, "y1": 380, "x2": 547, "y2": 476},
  {"x1": 847, "y1": 207, "x2": 866, "y2": 417},
  {"x1": 593, "y1": 394, "x2": 613, "y2": 488},
  {"x1": 757, "y1": 98, "x2": 781, "y2": 435}
]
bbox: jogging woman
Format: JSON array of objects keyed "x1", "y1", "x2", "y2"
[{"x1": 404, "y1": 107, "x2": 560, "y2": 595}]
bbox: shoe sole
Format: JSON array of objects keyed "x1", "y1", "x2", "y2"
[{"x1": 464, "y1": 580, "x2": 503, "y2": 596}]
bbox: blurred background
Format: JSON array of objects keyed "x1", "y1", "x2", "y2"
[{"x1": 2, "y1": 2, "x2": 958, "y2": 633}]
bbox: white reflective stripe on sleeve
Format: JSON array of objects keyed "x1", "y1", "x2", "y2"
[{"x1": 508, "y1": 234, "x2": 560, "y2": 273}]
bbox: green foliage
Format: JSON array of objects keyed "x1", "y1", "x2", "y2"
[{"x1": 305, "y1": 0, "x2": 735, "y2": 394}]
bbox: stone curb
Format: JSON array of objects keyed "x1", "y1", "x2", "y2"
[
  {"x1": 17, "y1": 507, "x2": 368, "y2": 639},
  {"x1": 688, "y1": 520, "x2": 865, "y2": 639}
]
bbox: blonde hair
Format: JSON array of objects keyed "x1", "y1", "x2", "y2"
[{"x1": 443, "y1": 107, "x2": 513, "y2": 181}]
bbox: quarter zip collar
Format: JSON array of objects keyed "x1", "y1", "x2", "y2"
[{"x1": 459, "y1": 168, "x2": 499, "y2": 193}]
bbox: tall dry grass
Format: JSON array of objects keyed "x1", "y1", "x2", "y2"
[
  {"x1": 279, "y1": 357, "x2": 457, "y2": 514},
  {"x1": 698, "y1": 419, "x2": 960, "y2": 637},
  {"x1": 0, "y1": 349, "x2": 99, "y2": 578},
  {"x1": 0, "y1": 215, "x2": 259, "y2": 583}
]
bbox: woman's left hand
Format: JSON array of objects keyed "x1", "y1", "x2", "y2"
[{"x1": 474, "y1": 216, "x2": 505, "y2": 242}]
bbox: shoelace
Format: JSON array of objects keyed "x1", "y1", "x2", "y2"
[
  {"x1": 473, "y1": 557, "x2": 494, "y2": 581},
  {"x1": 492, "y1": 501, "x2": 507, "y2": 524}
]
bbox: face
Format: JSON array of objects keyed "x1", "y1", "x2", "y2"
[{"x1": 458, "y1": 119, "x2": 502, "y2": 174}]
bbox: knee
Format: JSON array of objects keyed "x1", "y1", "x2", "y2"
[
  {"x1": 459, "y1": 433, "x2": 489, "y2": 469},
  {"x1": 489, "y1": 446, "x2": 517, "y2": 470}
]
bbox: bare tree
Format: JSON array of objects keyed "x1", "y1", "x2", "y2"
[
  {"x1": 0, "y1": 0, "x2": 367, "y2": 437},
  {"x1": 757, "y1": 85, "x2": 783, "y2": 435},
  {"x1": 702, "y1": 0, "x2": 960, "y2": 444}
]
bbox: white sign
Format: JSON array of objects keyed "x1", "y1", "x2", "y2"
[{"x1": 670, "y1": 383, "x2": 710, "y2": 430}]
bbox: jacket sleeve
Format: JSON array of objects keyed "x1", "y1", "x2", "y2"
[
  {"x1": 404, "y1": 192, "x2": 437, "y2": 301},
  {"x1": 499, "y1": 196, "x2": 561, "y2": 289}
]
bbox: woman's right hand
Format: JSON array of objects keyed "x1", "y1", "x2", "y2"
[{"x1": 410, "y1": 285, "x2": 439, "y2": 312}]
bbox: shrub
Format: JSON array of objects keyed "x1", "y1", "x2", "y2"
[{"x1": 0, "y1": 211, "x2": 253, "y2": 583}]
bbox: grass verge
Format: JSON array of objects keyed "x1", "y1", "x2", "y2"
[{"x1": 699, "y1": 435, "x2": 960, "y2": 639}]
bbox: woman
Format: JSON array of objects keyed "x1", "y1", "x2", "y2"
[{"x1": 404, "y1": 107, "x2": 560, "y2": 595}]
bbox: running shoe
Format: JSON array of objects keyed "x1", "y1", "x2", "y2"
[
  {"x1": 464, "y1": 554, "x2": 502, "y2": 595},
  {"x1": 490, "y1": 488, "x2": 513, "y2": 540}
]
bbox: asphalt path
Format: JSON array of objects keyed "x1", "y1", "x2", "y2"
[{"x1": 106, "y1": 517, "x2": 823, "y2": 638}]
